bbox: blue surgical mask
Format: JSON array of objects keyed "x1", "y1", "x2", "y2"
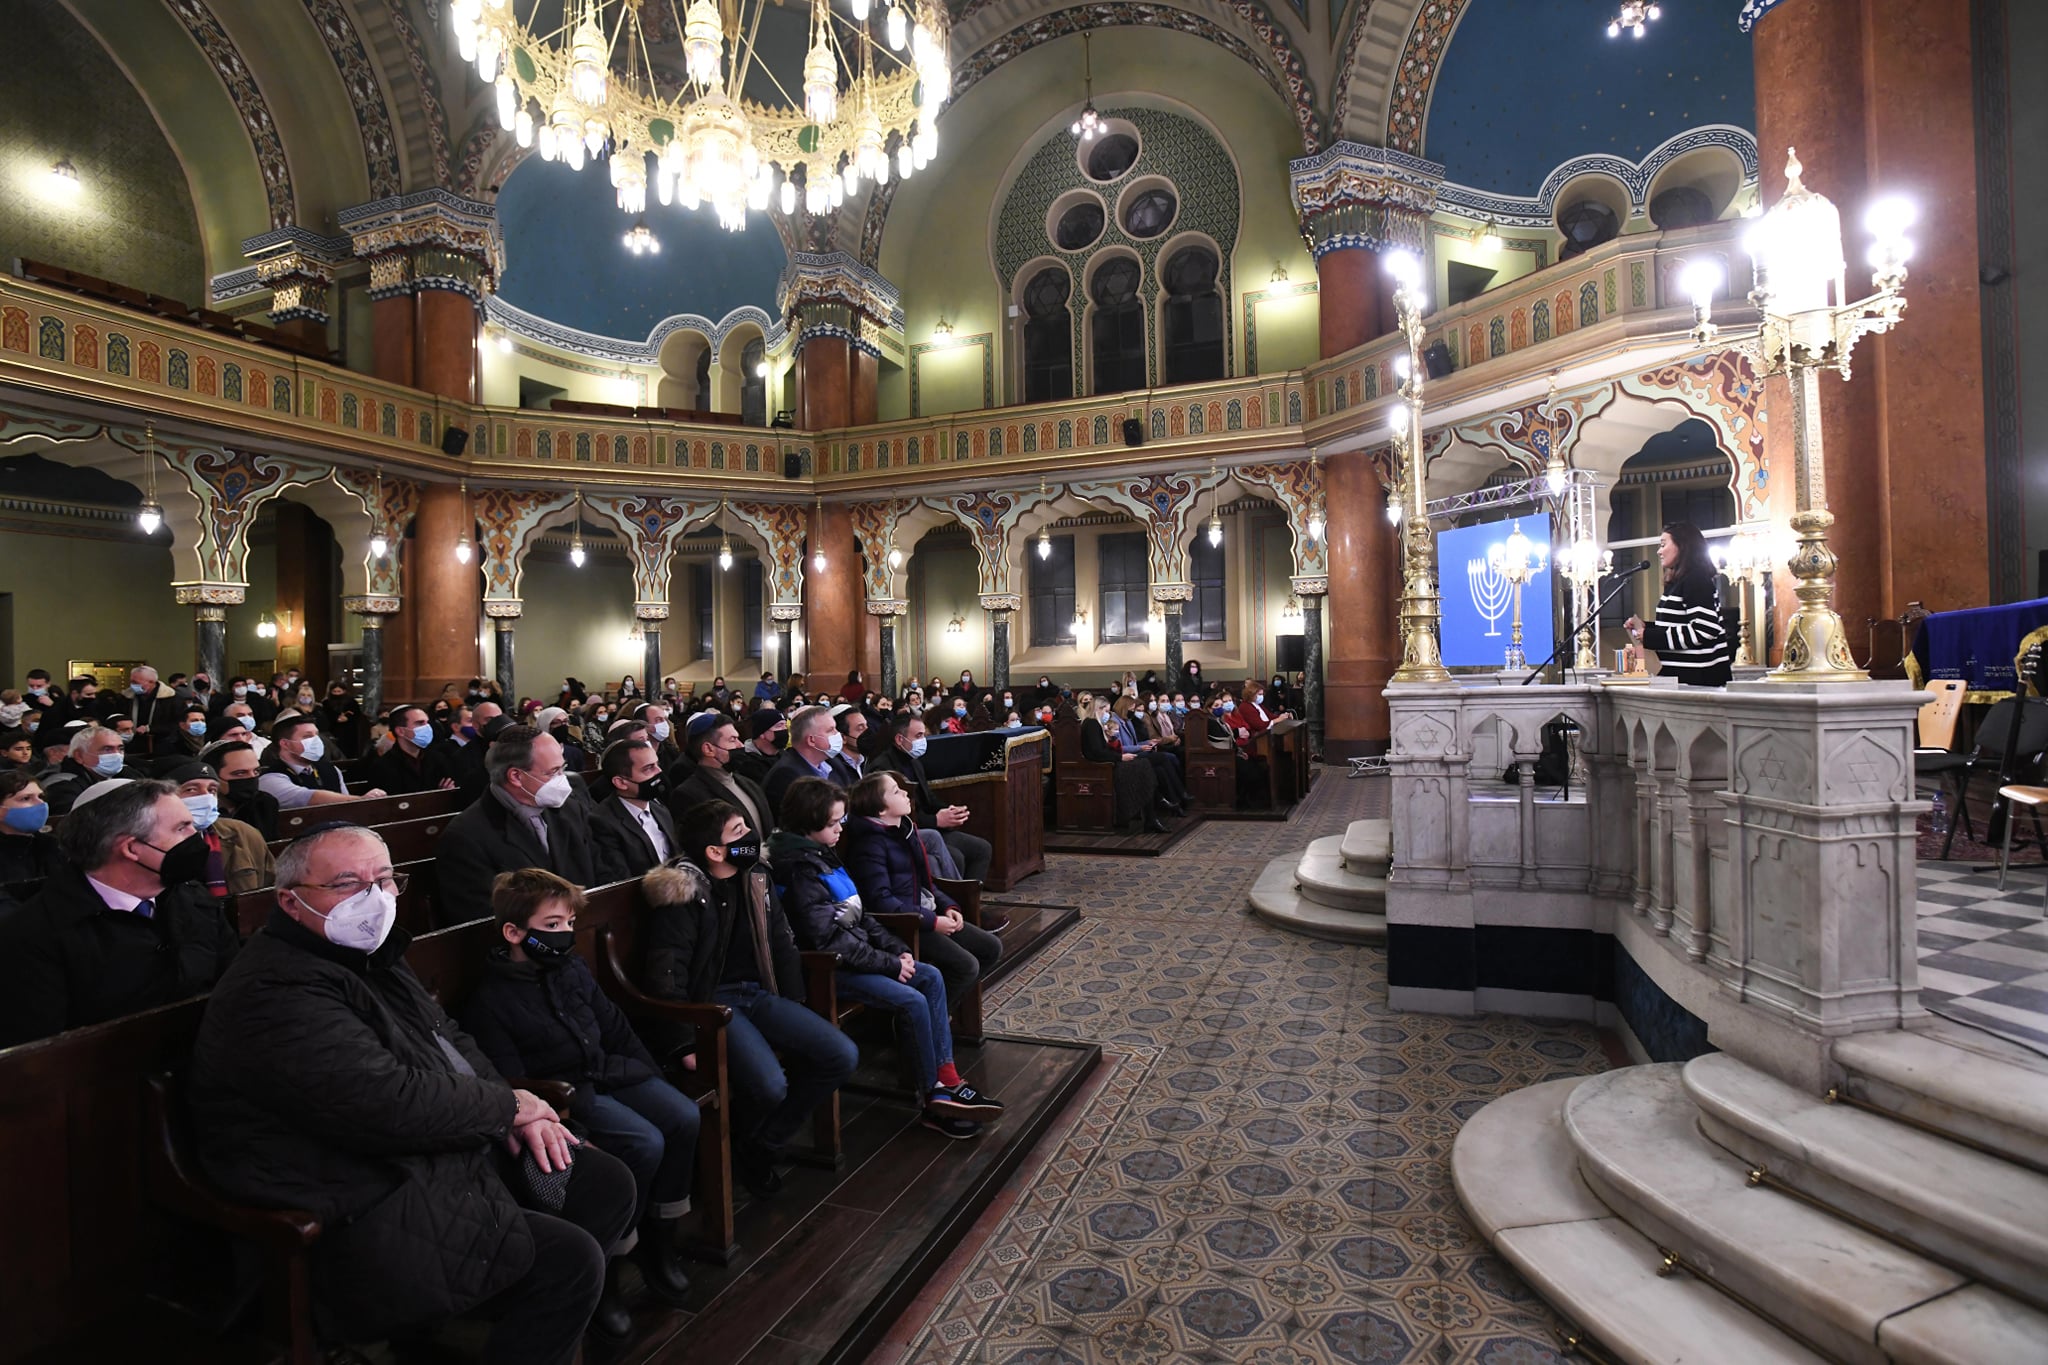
[
  {"x1": 27, "y1": 686, "x2": 46, "y2": 698},
  {"x1": 298, "y1": 734, "x2": 325, "y2": 763},
  {"x1": 909, "y1": 736, "x2": 928, "y2": 758},
  {"x1": 652, "y1": 720, "x2": 670, "y2": 741},
  {"x1": 410, "y1": 724, "x2": 436, "y2": 748},
  {"x1": 953, "y1": 704, "x2": 967, "y2": 717},
  {"x1": 130, "y1": 682, "x2": 147, "y2": 696},
  {"x1": 95, "y1": 751, "x2": 126, "y2": 775},
  {"x1": 181, "y1": 794, "x2": 220, "y2": 830},
  {"x1": 1255, "y1": 694, "x2": 1266, "y2": 706},
  {"x1": 826, "y1": 730, "x2": 843, "y2": 756},
  {"x1": 227, "y1": 714, "x2": 251, "y2": 729},
  {"x1": 187, "y1": 720, "x2": 206, "y2": 737},
  {"x1": 1222, "y1": 701, "x2": 1237, "y2": 714},
  {"x1": 3, "y1": 802, "x2": 49, "y2": 833}
]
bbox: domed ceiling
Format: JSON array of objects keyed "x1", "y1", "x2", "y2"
[{"x1": 1424, "y1": 0, "x2": 1755, "y2": 195}]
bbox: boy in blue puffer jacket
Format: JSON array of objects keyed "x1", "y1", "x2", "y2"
[{"x1": 768, "y1": 777, "x2": 1002, "y2": 1140}]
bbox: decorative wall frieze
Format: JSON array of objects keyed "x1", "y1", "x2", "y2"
[
  {"x1": 848, "y1": 499, "x2": 918, "y2": 605},
  {"x1": 1069, "y1": 468, "x2": 1227, "y2": 593},
  {"x1": 163, "y1": 0, "x2": 295, "y2": 227},
  {"x1": 151, "y1": 442, "x2": 332, "y2": 588},
  {"x1": 1233, "y1": 459, "x2": 1329, "y2": 582},
  {"x1": 1288, "y1": 142, "x2": 1442, "y2": 261},
  {"x1": 928, "y1": 486, "x2": 1060, "y2": 599},
  {"x1": 584, "y1": 494, "x2": 720, "y2": 608},
  {"x1": 473, "y1": 486, "x2": 577, "y2": 603},
  {"x1": 296, "y1": 0, "x2": 403, "y2": 198},
  {"x1": 330, "y1": 465, "x2": 422, "y2": 600},
  {"x1": 484, "y1": 294, "x2": 786, "y2": 366},
  {"x1": 730, "y1": 501, "x2": 811, "y2": 610}
]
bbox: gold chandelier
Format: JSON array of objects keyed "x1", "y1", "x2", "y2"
[{"x1": 451, "y1": 0, "x2": 950, "y2": 232}]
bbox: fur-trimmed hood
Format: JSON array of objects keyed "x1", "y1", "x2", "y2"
[{"x1": 642, "y1": 858, "x2": 710, "y2": 907}]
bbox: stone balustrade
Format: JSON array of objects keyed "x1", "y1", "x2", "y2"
[{"x1": 1385, "y1": 674, "x2": 1928, "y2": 1091}]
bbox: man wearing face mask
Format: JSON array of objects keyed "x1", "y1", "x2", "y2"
[
  {"x1": 437, "y1": 725, "x2": 625, "y2": 927},
  {"x1": 156, "y1": 703, "x2": 214, "y2": 762},
  {"x1": 872, "y1": 711, "x2": 994, "y2": 884},
  {"x1": 164, "y1": 760, "x2": 274, "y2": 897},
  {"x1": 639, "y1": 703, "x2": 680, "y2": 771},
  {"x1": 762, "y1": 706, "x2": 856, "y2": 814},
  {"x1": 260, "y1": 715, "x2": 380, "y2": 809},
  {"x1": 41, "y1": 724, "x2": 149, "y2": 816},
  {"x1": 731, "y1": 707, "x2": 787, "y2": 788},
  {"x1": 367, "y1": 705, "x2": 461, "y2": 795},
  {"x1": 0, "y1": 778, "x2": 241, "y2": 1046},
  {"x1": 667, "y1": 712, "x2": 775, "y2": 842},
  {"x1": 205, "y1": 741, "x2": 281, "y2": 841},
  {"x1": 188, "y1": 825, "x2": 638, "y2": 1363},
  {"x1": 111, "y1": 664, "x2": 182, "y2": 755},
  {"x1": 590, "y1": 739, "x2": 677, "y2": 877}
]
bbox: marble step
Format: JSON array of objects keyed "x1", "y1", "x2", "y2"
[
  {"x1": 1685, "y1": 1051, "x2": 2048, "y2": 1312},
  {"x1": 1296, "y1": 835, "x2": 1388, "y2": 914},
  {"x1": 1246, "y1": 855, "x2": 1386, "y2": 943},
  {"x1": 1453, "y1": 1077, "x2": 1832, "y2": 1364},
  {"x1": 1565, "y1": 1063, "x2": 2048, "y2": 1365},
  {"x1": 1832, "y1": 1022, "x2": 2048, "y2": 1174},
  {"x1": 1338, "y1": 817, "x2": 1391, "y2": 875}
]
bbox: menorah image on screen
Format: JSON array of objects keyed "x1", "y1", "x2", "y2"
[{"x1": 1436, "y1": 519, "x2": 1554, "y2": 668}]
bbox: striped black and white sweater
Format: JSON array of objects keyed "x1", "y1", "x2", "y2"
[{"x1": 1643, "y1": 569, "x2": 1734, "y2": 686}]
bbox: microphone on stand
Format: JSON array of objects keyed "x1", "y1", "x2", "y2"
[{"x1": 1614, "y1": 559, "x2": 1655, "y2": 577}]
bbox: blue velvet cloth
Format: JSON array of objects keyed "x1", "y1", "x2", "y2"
[{"x1": 1911, "y1": 596, "x2": 2048, "y2": 692}]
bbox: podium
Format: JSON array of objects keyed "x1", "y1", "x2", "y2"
[{"x1": 921, "y1": 728, "x2": 1047, "y2": 890}]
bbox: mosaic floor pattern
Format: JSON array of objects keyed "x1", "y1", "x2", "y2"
[
  {"x1": 1914, "y1": 858, "x2": 2048, "y2": 1053},
  {"x1": 872, "y1": 773, "x2": 1611, "y2": 1365}
]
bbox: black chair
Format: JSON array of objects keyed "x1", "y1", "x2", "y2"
[{"x1": 1927, "y1": 695, "x2": 2048, "y2": 858}]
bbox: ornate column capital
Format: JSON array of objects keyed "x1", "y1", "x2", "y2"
[
  {"x1": 343, "y1": 594, "x2": 403, "y2": 616},
  {"x1": 242, "y1": 226, "x2": 351, "y2": 326},
  {"x1": 635, "y1": 603, "x2": 671, "y2": 622},
  {"x1": 1151, "y1": 582, "x2": 1195, "y2": 605},
  {"x1": 1287, "y1": 141, "x2": 1443, "y2": 261},
  {"x1": 978, "y1": 593, "x2": 1021, "y2": 614},
  {"x1": 338, "y1": 188, "x2": 503, "y2": 304},
  {"x1": 484, "y1": 599, "x2": 523, "y2": 620},
  {"x1": 174, "y1": 582, "x2": 248, "y2": 607},
  {"x1": 782, "y1": 251, "x2": 900, "y2": 358},
  {"x1": 769, "y1": 604, "x2": 804, "y2": 622},
  {"x1": 866, "y1": 598, "x2": 908, "y2": 616},
  {"x1": 1292, "y1": 575, "x2": 1330, "y2": 598}
]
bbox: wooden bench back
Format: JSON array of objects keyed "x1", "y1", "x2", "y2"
[
  {"x1": 228, "y1": 857, "x2": 440, "y2": 939},
  {"x1": 276, "y1": 788, "x2": 463, "y2": 839},
  {"x1": 1049, "y1": 717, "x2": 1115, "y2": 830}
]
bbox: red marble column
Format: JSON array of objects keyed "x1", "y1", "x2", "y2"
[
  {"x1": 797, "y1": 337, "x2": 853, "y2": 431},
  {"x1": 1317, "y1": 246, "x2": 1400, "y2": 750},
  {"x1": 416, "y1": 291, "x2": 479, "y2": 405},
  {"x1": 371, "y1": 294, "x2": 416, "y2": 387},
  {"x1": 411, "y1": 482, "x2": 480, "y2": 697},
  {"x1": 1752, "y1": 0, "x2": 1987, "y2": 639},
  {"x1": 804, "y1": 503, "x2": 862, "y2": 689}
]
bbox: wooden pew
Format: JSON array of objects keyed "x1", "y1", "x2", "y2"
[
  {"x1": 1049, "y1": 717, "x2": 1116, "y2": 830},
  {"x1": 228, "y1": 856, "x2": 439, "y2": 939},
  {"x1": 1184, "y1": 721, "x2": 1239, "y2": 813},
  {"x1": 267, "y1": 811, "x2": 454, "y2": 863},
  {"x1": 927, "y1": 731, "x2": 1046, "y2": 890},
  {"x1": 275, "y1": 788, "x2": 464, "y2": 839}
]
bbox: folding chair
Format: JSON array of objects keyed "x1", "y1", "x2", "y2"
[
  {"x1": 1995, "y1": 785, "x2": 2048, "y2": 909},
  {"x1": 1930, "y1": 695, "x2": 2048, "y2": 859}
]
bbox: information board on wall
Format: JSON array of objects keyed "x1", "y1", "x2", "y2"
[
  {"x1": 67, "y1": 660, "x2": 145, "y2": 692},
  {"x1": 1434, "y1": 521, "x2": 1554, "y2": 669}
]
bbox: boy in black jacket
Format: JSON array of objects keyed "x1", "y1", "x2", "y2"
[
  {"x1": 770, "y1": 778, "x2": 1002, "y2": 1140},
  {"x1": 463, "y1": 868, "x2": 697, "y2": 1314}
]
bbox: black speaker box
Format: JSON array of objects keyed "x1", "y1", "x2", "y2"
[
  {"x1": 1424, "y1": 342, "x2": 1455, "y2": 379},
  {"x1": 440, "y1": 425, "x2": 469, "y2": 456},
  {"x1": 1122, "y1": 417, "x2": 1144, "y2": 447},
  {"x1": 1276, "y1": 636, "x2": 1307, "y2": 672},
  {"x1": 783, "y1": 451, "x2": 804, "y2": 479}
]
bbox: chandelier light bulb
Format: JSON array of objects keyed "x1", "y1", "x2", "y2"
[
  {"x1": 136, "y1": 500, "x2": 163, "y2": 535},
  {"x1": 898, "y1": 145, "x2": 914, "y2": 179},
  {"x1": 886, "y1": 3, "x2": 907, "y2": 50},
  {"x1": 568, "y1": 4, "x2": 608, "y2": 105},
  {"x1": 456, "y1": 22, "x2": 478, "y2": 62},
  {"x1": 780, "y1": 178, "x2": 797, "y2": 214},
  {"x1": 803, "y1": 32, "x2": 839, "y2": 124},
  {"x1": 851, "y1": 0, "x2": 869, "y2": 21},
  {"x1": 370, "y1": 530, "x2": 390, "y2": 559},
  {"x1": 1307, "y1": 511, "x2": 1326, "y2": 543},
  {"x1": 623, "y1": 220, "x2": 660, "y2": 255},
  {"x1": 564, "y1": 130, "x2": 586, "y2": 170},
  {"x1": 495, "y1": 76, "x2": 517, "y2": 130},
  {"x1": 1680, "y1": 259, "x2": 1722, "y2": 307},
  {"x1": 1386, "y1": 500, "x2": 1402, "y2": 526},
  {"x1": 476, "y1": 30, "x2": 502, "y2": 83},
  {"x1": 1207, "y1": 515, "x2": 1224, "y2": 549},
  {"x1": 888, "y1": 547, "x2": 903, "y2": 568},
  {"x1": 1545, "y1": 462, "x2": 1569, "y2": 496},
  {"x1": 719, "y1": 539, "x2": 734, "y2": 571},
  {"x1": 535, "y1": 120, "x2": 556, "y2": 160},
  {"x1": 570, "y1": 538, "x2": 587, "y2": 568},
  {"x1": 839, "y1": 162, "x2": 856, "y2": 198},
  {"x1": 813, "y1": 548, "x2": 828, "y2": 572},
  {"x1": 1393, "y1": 353, "x2": 1411, "y2": 381},
  {"x1": 1037, "y1": 527, "x2": 1052, "y2": 560},
  {"x1": 514, "y1": 106, "x2": 534, "y2": 148},
  {"x1": 684, "y1": 0, "x2": 724, "y2": 87},
  {"x1": 455, "y1": 536, "x2": 474, "y2": 565},
  {"x1": 1384, "y1": 248, "x2": 1422, "y2": 291}
]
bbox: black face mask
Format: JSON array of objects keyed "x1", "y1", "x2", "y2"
[
  {"x1": 522, "y1": 928, "x2": 578, "y2": 963},
  {"x1": 226, "y1": 776, "x2": 261, "y2": 806},
  {"x1": 144, "y1": 831, "x2": 212, "y2": 887},
  {"x1": 725, "y1": 839, "x2": 760, "y2": 868},
  {"x1": 629, "y1": 774, "x2": 666, "y2": 803},
  {"x1": 550, "y1": 724, "x2": 572, "y2": 744}
]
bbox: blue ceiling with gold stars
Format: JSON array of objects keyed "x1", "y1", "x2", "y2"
[{"x1": 1424, "y1": 0, "x2": 1755, "y2": 196}]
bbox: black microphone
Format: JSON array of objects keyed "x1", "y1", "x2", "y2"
[{"x1": 1613, "y1": 559, "x2": 1654, "y2": 576}]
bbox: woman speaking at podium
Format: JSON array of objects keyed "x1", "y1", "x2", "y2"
[{"x1": 1624, "y1": 521, "x2": 1735, "y2": 688}]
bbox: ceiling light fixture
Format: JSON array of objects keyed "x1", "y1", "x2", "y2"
[
  {"x1": 569, "y1": 489, "x2": 588, "y2": 567},
  {"x1": 811, "y1": 498, "x2": 827, "y2": 572},
  {"x1": 716, "y1": 497, "x2": 734, "y2": 570},
  {"x1": 369, "y1": 468, "x2": 390, "y2": 559},
  {"x1": 1069, "y1": 32, "x2": 1100, "y2": 141},
  {"x1": 455, "y1": 480, "x2": 474, "y2": 564},
  {"x1": 454, "y1": 0, "x2": 950, "y2": 233},
  {"x1": 1206, "y1": 461, "x2": 1224, "y2": 549},
  {"x1": 47, "y1": 157, "x2": 81, "y2": 196},
  {"x1": 623, "y1": 219, "x2": 660, "y2": 255},
  {"x1": 136, "y1": 424, "x2": 163, "y2": 535},
  {"x1": 1038, "y1": 477, "x2": 1054, "y2": 561},
  {"x1": 1607, "y1": 1, "x2": 1661, "y2": 38}
]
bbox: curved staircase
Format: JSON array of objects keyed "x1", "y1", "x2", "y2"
[
  {"x1": 1454, "y1": 1020, "x2": 2048, "y2": 1362},
  {"x1": 1247, "y1": 817, "x2": 1388, "y2": 942}
]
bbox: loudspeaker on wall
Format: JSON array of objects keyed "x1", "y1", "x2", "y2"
[
  {"x1": 1122, "y1": 417, "x2": 1144, "y2": 447},
  {"x1": 440, "y1": 425, "x2": 469, "y2": 456}
]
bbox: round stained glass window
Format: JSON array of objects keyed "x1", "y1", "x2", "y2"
[
  {"x1": 1055, "y1": 201, "x2": 1106, "y2": 251},
  {"x1": 1121, "y1": 187, "x2": 1177, "y2": 240}
]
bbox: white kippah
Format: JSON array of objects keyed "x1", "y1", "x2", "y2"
[{"x1": 69, "y1": 777, "x2": 134, "y2": 810}]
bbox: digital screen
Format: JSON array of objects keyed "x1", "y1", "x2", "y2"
[{"x1": 1436, "y1": 520, "x2": 1555, "y2": 669}]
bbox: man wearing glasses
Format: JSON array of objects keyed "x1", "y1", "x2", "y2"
[
  {"x1": 189, "y1": 823, "x2": 637, "y2": 1361},
  {"x1": 436, "y1": 724, "x2": 627, "y2": 928}
]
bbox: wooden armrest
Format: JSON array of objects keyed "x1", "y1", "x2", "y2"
[
  {"x1": 874, "y1": 913, "x2": 922, "y2": 955},
  {"x1": 511, "y1": 1078, "x2": 576, "y2": 1116},
  {"x1": 801, "y1": 950, "x2": 841, "y2": 1021},
  {"x1": 593, "y1": 925, "x2": 733, "y2": 1031},
  {"x1": 145, "y1": 1071, "x2": 321, "y2": 1252},
  {"x1": 935, "y1": 877, "x2": 980, "y2": 928}
]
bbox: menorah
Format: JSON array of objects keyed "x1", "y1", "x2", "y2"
[{"x1": 1468, "y1": 556, "x2": 1511, "y2": 639}]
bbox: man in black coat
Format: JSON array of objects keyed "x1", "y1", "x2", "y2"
[
  {"x1": 39, "y1": 724, "x2": 149, "y2": 816},
  {"x1": 730, "y1": 707, "x2": 787, "y2": 788},
  {"x1": 436, "y1": 725, "x2": 627, "y2": 926},
  {"x1": 589, "y1": 738, "x2": 676, "y2": 877},
  {"x1": 666, "y1": 711, "x2": 775, "y2": 842},
  {"x1": 761, "y1": 706, "x2": 852, "y2": 818},
  {"x1": 187, "y1": 824, "x2": 636, "y2": 1360},
  {"x1": 0, "y1": 778, "x2": 240, "y2": 1046},
  {"x1": 365, "y1": 704, "x2": 462, "y2": 795},
  {"x1": 871, "y1": 710, "x2": 993, "y2": 883}
]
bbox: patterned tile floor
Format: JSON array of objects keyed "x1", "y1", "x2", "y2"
[
  {"x1": 1914, "y1": 858, "x2": 2048, "y2": 1052},
  {"x1": 871, "y1": 773, "x2": 1612, "y2": 1365}
]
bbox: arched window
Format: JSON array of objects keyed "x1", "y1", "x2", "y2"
[
  {"x1": 1089, "y1": 257, "x2": 1146, "y2": 396},
  {"x1": 694, "y1": 347, "x2": 713, "y2": 410},
  {"x1": 1161, "y1": 245, "x2": 1223, "y2": 384},
  {"x1": 1022, "y1": 268, "x2": 1073, "y2": 402},
  {"x1": 740, "y1": 337, "x2": 766, "y2": 426}
]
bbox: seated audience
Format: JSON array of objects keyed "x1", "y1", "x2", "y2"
[
  {"x1": 643, "y1": 801, "x2": 856, "y2": 1194},
  {"x1": 668, "y1": 711, "x2": 775, "y2": 841},
  {"x1": 772, "y1": 779, "x2": 1001, "y2": 1141},
  {"x1": 871, "y1": 710, "x2": 995, "y2": 883},
  {"x1": 0, "y1": 769, "x2": 63, "y2": 885},
  {"x1": 39, "y1": 674, "x2": 101, "y2": 737},
  {"x1": 835, "y1": 706, "x2": 871, "y2": 778},
  {"x1": 438, "y1": 724, "x2": 623, "y2": 925},
  {"x1": 589, "y1": 738, "x2": 676, "y2": 875},
  {"x1": 732, "y1": 707, "x2": 787, "y2": 787},
  {"x1": 261, "y1": 714, "x2": 383, "y2": 808},
  {"x1": 839, "y1": 670, "x2": 868, "y2": 703},
  {"x1": 188, "y1": 824, "x2": 637, "y2": 1360},
  {"x1": 163, "y1": 759, "x2": 274, "y2": 896},
  {"x1": 462, "y1": 869, "x2": 697, "y2": 1311},
  {"x1": 154, "y1": 702, "x2": 213, "y2": 762},
  {"x1": 206, "y1": 740, "x2": 281, "y2": 840},
  {"x1": 1081, "y1": 696, "x2": 1164, "y2": 833},
  {"x1": 763, "y1": 705, "x2": 855, "y2": 813},
  {"x1": 839, "y1": 771, "x2": 1002, "y2": 1013},
  {"x1": 2, "y1": 726, "x2": 36, "y2": 774},
  {"x1": 1113, "y1": 694, "x2": 1189, "y2": 813},
  {"x1": 0, "y1": 778, "x2": 240, "y2": 1046},
  {"x1": 1237, "y1": 679, "x2": 1293, "y2": 735},
  {"x1": 366, "y1": 704, "x2": 460, "y2": 794},
  {"x1": 41, "y1": 723, "x2": 148, "y2": 815},
  {"x1": 637, "y1": 703, "x2": 678, "y2": 770}
]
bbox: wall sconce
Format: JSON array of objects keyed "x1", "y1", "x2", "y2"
[
  {"x1": 47, "y1": 157, "x2": 81, "y2": 197},
  {"x1": 1280, "y1": 594, "x2": 1304, "y2": 629},
  {"x1": 1070, "y1": 607, "x2": 1090, "y2": 640},
  {"x1": 945, "y1": 614, "x2": 966, "y2": 635},
  {"x1": 1474, "y1": 217, "x2": 1502, "y2": 252},
  {"x1": 1269, "y1": 262, "x2": 1289, "y2": 285},
  {"x1": 255, "y1": 613, "x2": 278, "y2": 640},
  {"x1": 933, "y1": 316, "x2": 954, "y2": 339}
]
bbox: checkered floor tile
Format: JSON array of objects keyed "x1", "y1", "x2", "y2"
[{"x1": 1915, "y1": 859, "x2": 2048, "y2": 1051}]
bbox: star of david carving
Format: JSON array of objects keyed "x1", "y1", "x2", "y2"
[{"x1": 1757, "y1": 752, "x2": 1788, "y2": 786}]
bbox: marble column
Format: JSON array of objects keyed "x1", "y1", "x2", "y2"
[
  {"x1": 194, "y1": 607, "x2": 227, "y2": 690},
  {"x1": 345, "y1": 596, "x2": 400, "y2": 717},
  {"x1": 412, "y1": 483, "x2": 482, "y2": 696},
  {"x1": 772, "y1": 618, "x2": 797, "y2": 684},
  {"x1": 1301, "y1": 591, "x2": 1326, "y2": 757},
  {"x1": 1750, "y1": 0, "x2": 1988, "y2": 626},
  {"x1": 873, "y1": 603, "x2": 906, "y2": 697},
  {"x1": 487, "y1": 605, "x2": 518, "y2": 699},
  {"x1": 1162, "y1": 603, "x2": 1184, "y2": 689},
  {"x1": 642, "y1": 623, "x2": 663, "y2": 694},
  {"x1": 979, "y1": 594, "x2": 1018, "y2": 692}
]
